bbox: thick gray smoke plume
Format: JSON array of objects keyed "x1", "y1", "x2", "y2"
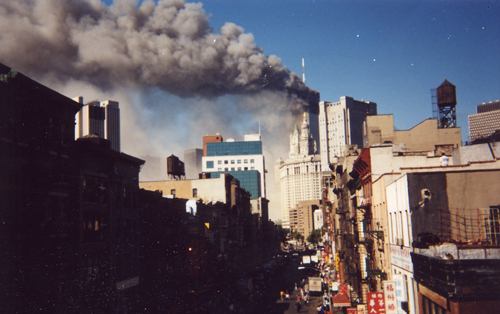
[
  {"x1": 0, "y1": 0, "x2": 313, "y2": 102},
  {"x1": 0, "y1": 0, "x2": 318, "y2": 221}
]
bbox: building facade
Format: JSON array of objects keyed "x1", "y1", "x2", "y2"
[
  {"x1": 289, "y1": 200, "x2": 321, "y2": 238},
  {"x1": 201, "y1": 133, "x2": 266, "y2": 199},
  {"x1": 319, "y1": 96, "x2": 377, "y2": 171},
  {"x1": 468, "y1": 100, "x2": 500, "y2": 142},
  {"x1": 0, "y1": 64, "x2": 143, "y2": 314},
  {"x1": 75, "y1": 97, "x2": 121, "y2": 151},
  {"x1": 184, "y1": 148, "x2": 203, "y2": 179},
  {"x1": 364, "y1": 115, "x2": 462, "y2": 155},
  {"x1": 279, "y1": 113, "x2": 323, "y2": 229}
]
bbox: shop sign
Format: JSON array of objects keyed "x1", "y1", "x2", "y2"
[
  {"x1": 383, "y1": 281, "x2": 397, "y2": 314},
  {"x1": 357, "y1": 304, "x2": 367, "y2": 314},
  {"x1": 367, "y1": 292, "x2": 385, "y2": 314},
  {"x1": 390, "y1": 244, "x2": 412, "y2": 271}
]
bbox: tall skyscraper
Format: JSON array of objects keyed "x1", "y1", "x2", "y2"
[
  {"x1": 201, "y1": 133, "x2": 266, "y2": 199},
  {"x1": 319, "y1": 96, "x2": 377, "y2": 171},
  {"x1": 468, "y1": 100, "x2": 500, "y2": 142},
  {"x1": 74, "y1": 97, "x2": 121, "y2": 152},
  {"x1": 278, "y1": 114, "x2": 322, "y2": 229},
  {"x1": 101, "y1": 100, "x2": 120, "y2": 152}
]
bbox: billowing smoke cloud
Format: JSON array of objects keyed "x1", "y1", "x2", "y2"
[
  {"x1": 0, "y1": 0, "x2": 313, "y2": 101},
  {"x1": 0, "y1": 0, "x2": 318, "y2": 221}
]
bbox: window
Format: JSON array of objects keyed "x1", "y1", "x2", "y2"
[
  {"x1": 237, "y1": 160, "x2": 241, "y2": 164},
  {"x1": 422, "y1": 296, "x2": 446, "y2": 314},
  {"x1": 231, "y1": 160, "x2": 235, "y2": 164},
  {"x1": 192, "y1": 188, "x2": 197, "y2": 198},
  {"x1": 238, "y1": 167, "x2": 242, "y2": 171},
  {"x1": 224, "y1": 168, "x2": 228, "y2": 171},
  {"x1": 251, "y1": 167, "x2": 255, "y2": 170},
  {"x1": 250, "y1": 159, "x2": 254, "y2": 163},
  {"x1": 224, "y1": 160, "x2": 228, "y2": 164},
  {"x1": 206, "y1": 161, "x2": 214, "y2": 169},
  {"x1": 231, "y1": 167, "x2": 235, "y2": 171},
  {"x1": 483, "y1": 206, "x2": 500, "y2": 245},
  {"x1": 244, "y1": 159, "x2": 248, "y2": 163},
  {"x1": 244, "y1": 167, "x2": 248, "y2": 171},
  {"x1": 218, "y1": 160, "x2": 222, "y2": 164},
  {"x1": 218, "y1": 168, "x2": 222, "y2": 171},
  {"x1": 171, "y1": 189, "x2": 176, "y2": 196}
]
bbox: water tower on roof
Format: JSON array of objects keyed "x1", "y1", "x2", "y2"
[{"x1": 434, "y1": 79, "x2": 457, "y2": 128}]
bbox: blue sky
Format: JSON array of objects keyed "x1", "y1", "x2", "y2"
[
  {"x1": 202, "y1": 0, "x2": 499, "y2": 140},
  {"x1": 104, "y1": 0, "x2": 499, "y2": 141}
]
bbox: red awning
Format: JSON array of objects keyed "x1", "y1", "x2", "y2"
[{"x1": 332, "y1": 293, "x2": 351, "y2": 307}]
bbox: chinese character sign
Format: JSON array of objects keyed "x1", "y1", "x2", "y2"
[
  {"x1": 367, "y1": 292, "x2": 386, "y2": 314},
  {"x1": 357, "y1": 304, "x2": 367, "y2": 314},
  {"x1": 347, "y1": 308, "x2": 357, "y2": 314},
  {"x1": 383, "y1": 281, "x2": 397, "y2": 314}
]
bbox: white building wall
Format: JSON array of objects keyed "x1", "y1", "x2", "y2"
[
  {"x1": 386, "y1": 175, "x2": 418, "y2": 314},
  {"x1": 279, "y1": 156, "x2": 322, "y2": 226},
  {"x1": 370, "y1": 145, "x2": 441, "y2": 182},
  {"x1": 202, "y1": 154, "x2": 266, "y2": 198},
  {"x1": 191, "y1": 177, "x2": 227, "y2": 204}
]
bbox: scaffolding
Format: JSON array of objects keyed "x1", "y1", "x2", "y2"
[{"x1": 436, "y1": 206, "x2": 500, "y2": 245}]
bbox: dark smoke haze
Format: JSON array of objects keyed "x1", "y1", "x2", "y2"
[{"x1": 0, "y1": 0, "x2": 318, "y2": 221}]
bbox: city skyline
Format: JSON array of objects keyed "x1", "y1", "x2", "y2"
[{"x1": 1, "y1": 0, "x2": 498, "y2": 221}]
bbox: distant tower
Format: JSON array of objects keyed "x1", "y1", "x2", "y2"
[
  {"x1": 436, "y1": 79, "x2": 457, "y2": 128},
  {"x1": 75, "y1": 97, "x2": 121, "y2": 151},
  {"x1": 302, "y1": 58, "x2": 306, "y2": 84}
]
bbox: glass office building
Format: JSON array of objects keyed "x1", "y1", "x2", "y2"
[
  {"x1": 206, "y1": 141, "x2": 262, "y2": 156},
  {"x1": 202, "y1": 136, "x2": 266, "y2": 199},
  {"x1": 209, "y1": 170, "x2": 261, "y2": 199}
]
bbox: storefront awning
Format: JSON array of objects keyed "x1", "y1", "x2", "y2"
[{"x1": 332, "y1": 293, "x2": 351, "y2": 307}]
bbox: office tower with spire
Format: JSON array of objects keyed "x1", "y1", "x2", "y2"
[
  {"x1": 278, "y1": 112, "x2": 322, "y2": 229},
  {"x1": 75, "y1": 97, "x2": 121, "y2": 152}
]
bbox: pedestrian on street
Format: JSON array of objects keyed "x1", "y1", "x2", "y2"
[
  {"x1": 295, "y1": 282, "x2": 298, "y2": 291},
  {"x1": 300, "y1": 287, "x2": 304, "y2": 299},
  {"x1": 280, "y1": 290, "x2": 284, "y2": 300},
  {"x1": 295, "y1": 301, "x2": 302, "y2": 312}
]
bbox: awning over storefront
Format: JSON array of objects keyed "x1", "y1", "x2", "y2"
[{"x1": 332, "y1": 293, "x2": 351, "y2": 307}]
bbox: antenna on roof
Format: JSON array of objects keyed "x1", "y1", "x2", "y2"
[{"x1": 302, "y1": 58, "x2": 306, "y2": 84}]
